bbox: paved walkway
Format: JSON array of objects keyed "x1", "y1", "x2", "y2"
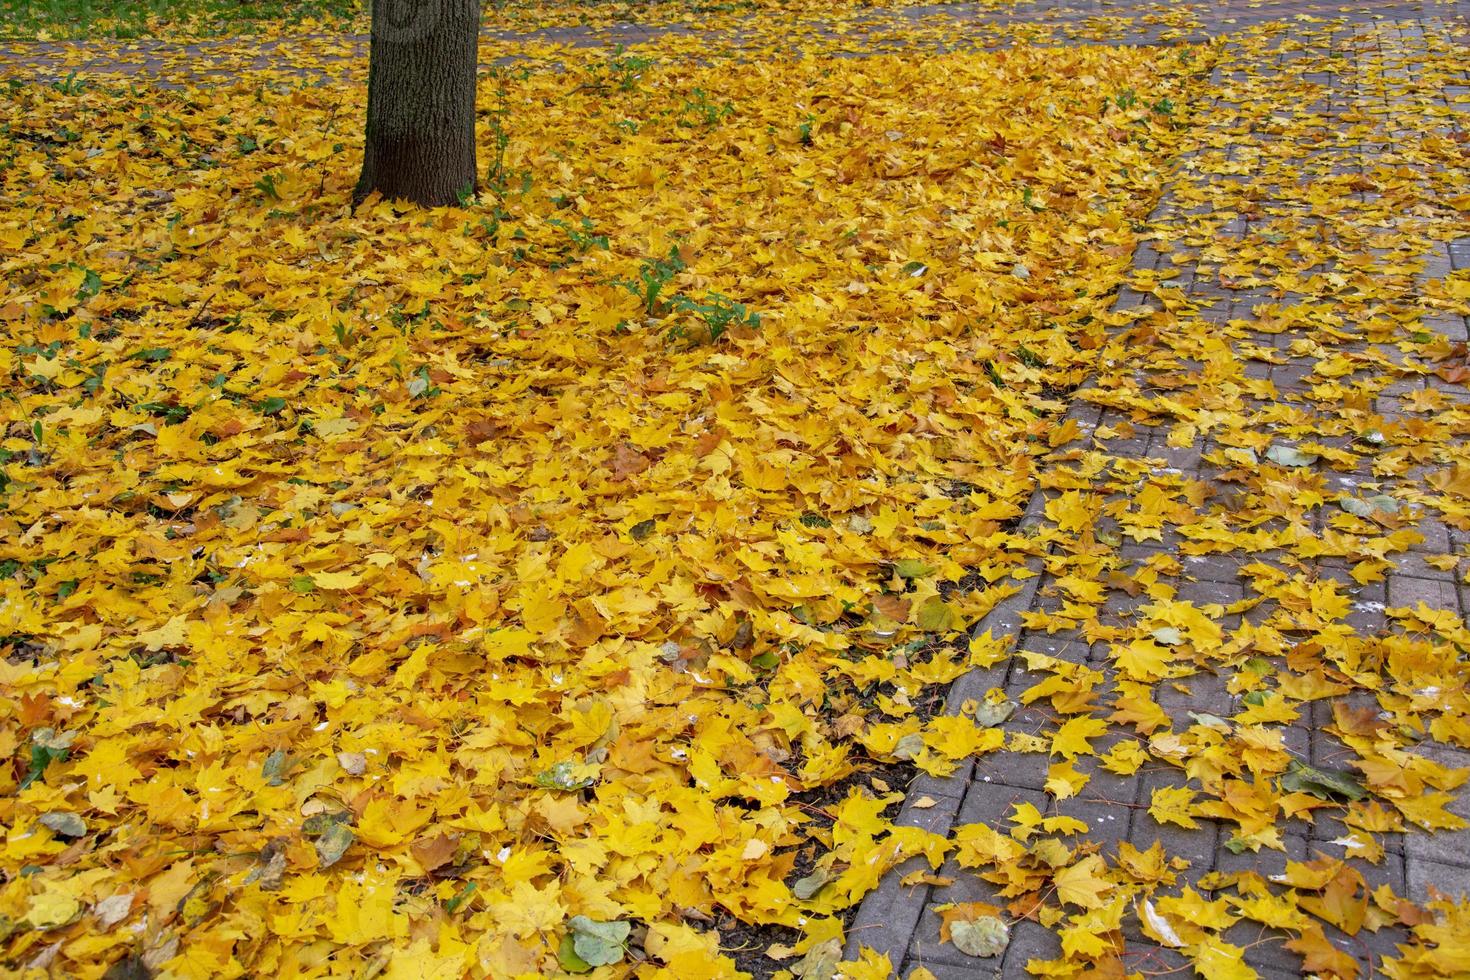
[{"x1": 850, "y1": 3, "x2": 1470, "y2": 977}]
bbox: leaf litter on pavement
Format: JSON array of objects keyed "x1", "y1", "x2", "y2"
[{"x1": 0, "y1": 6, "x2": 1468, "y2": 980}]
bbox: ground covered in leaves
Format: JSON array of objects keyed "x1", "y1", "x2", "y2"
[
  {"x1": 1, "y1": 25, "x2": 1196, "y2": 980},
  {"x1": 1, "y1": 8, "x2": 1468, "y2": 980},
  {"x1": 2, "y1": 0, "x2": 1035, "y2": 40}
]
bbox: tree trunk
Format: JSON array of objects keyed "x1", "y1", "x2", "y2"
[{"x1": 354, "y1": 0, "x2": 479, "y2": 208}]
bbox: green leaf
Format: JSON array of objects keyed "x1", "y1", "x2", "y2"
[
  {"x1": 891, "y1": 732, "x2": 924, "y2": 761},
  {"x1": 915, "y1": 595, "x2": 955, "y2": 631},
  {"x1": 792, "y1": 867, "x2": 832, "y2": 900},
  {"x1": 950, "y1": 916, "x2": 1009, "y2": 958},
  {"x1": 313, "y1": 821, "x2": 354, "y2": 867},
  {"x1": 557, "y1": 934, "x2": 593, "y2": 974},
  {"x1": 972, "y1": 700, "x2": 1016, "y2": 726},
  {"x1": 131, "y1": 347, "x2": 171, "y2": 362},
  {"x1": 1265, "y1": 444, "x2": 1318, "y2": 467},
  {"x1": 39, "y1": 812, "x2": 86, "y2": 838},
  {"x1": 259, "y1": 396, "x2": 288, "y2": 416},
  {"x1": 893, "y1": 559, "x2": 935, "y2": 579},
  {"x1": 20, "y1": 728, "x2": 73, "y2": 790},
  {"x1": 1281, "y1": 760, "x2": 1367, "y2": 802},
  {"x1": 792, "y1": 937, "x2": 843, "y2": 978},
  {"x1": 76, "y1": 267, "x2": 102, "y2": 300},
  {"x1": 444, "y1": 881, "x2": 477, "y2": 914},
  {"x1": 567, "y1": 916, "x2": 629, "y2": 968},
  {"x1": 289, "y1": 575, "x2": 316, "y2": 594},
  {"x1": 535, "y1": 760, "x2": 594, "y2": 792},
  {"x1": 1339, "y1": 494, "x2": 1399, "y2": 518},
  {"x1": 261, "y1": 749, "x2": 293, "y2": 786},
  {"x1": 301, "y1": 811, "x2": 350, "y2": 836}
]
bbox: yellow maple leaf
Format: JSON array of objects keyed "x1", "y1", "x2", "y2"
[
  {"x1": 1052, "y1": 854, "x2": 1113, "y2": 909},
  {"x1": 1050, "y1": 715, "x2": 1109, "y2": 759},
  {"x1": 1148, "y1": 785, "x2": 1200, "y2": 830}
]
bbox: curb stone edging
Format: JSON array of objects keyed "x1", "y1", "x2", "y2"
[{"x1": 841, "y1": 550, "x2": 1047, "y2": 967}]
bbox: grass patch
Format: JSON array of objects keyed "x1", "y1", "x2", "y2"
[{"x1": 1, "y1": 0, "x2": 361, "y2": 39}]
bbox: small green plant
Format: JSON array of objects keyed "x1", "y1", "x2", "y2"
[
  {"x1": 585, "y1": 46, "x2": 654, "y2": 93},
  {"x1": 798, "y1": 114, "x2": 815, "y2": 145},
  {"x1": 330, "y1": 320, "x2": 360, "y2": 349},
  {"x1": 20, "y1": 728, "x2": 73, "y2": 791},
  {"x1": 611, "y1": 247, "x2": 758, "y2": 343},
  {"x1": 408, "y1": 365, "x2": 440, "y2": 399},
  {"x1": 617, "y1": 246, "x2": 687, "y2": 315},
  {"x1": 1112, "y1": 88, "x2": 1138, "y2": 111},
  {"x1": 666, "y1": 292, "x2": 760, "y2": 344},
  {"x1": 550, "y1": 217, "x2": 609, "y2": 255},
  {"x1": 679, "y1": 88, "x2": 733, "y2": 128},
  {"x1": 51, "y1": 72, "x2": 88, "y2": 95},
  {"x1": 484, "y1": 75, "x2": 513, "y2": 203}
]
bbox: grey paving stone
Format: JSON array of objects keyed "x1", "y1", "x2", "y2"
[
  {"x1": 1410, "y1": 519, "x2": 1452, "y2": 553},
  {"x1": 1177, "y1": 552, "x2": 1252, "y2": 583},
  {"x1": 1156, "y1": 671, "x2": 1235, "y2": 718},
  {"x1": 903, "y1": 961, "x2": 1000, "y2": 980},
  {"x1": 1048, "y1": 795, "x2": 1133, "y2": 858},
  {"x1": 1387, "y1": 575, "x2": 1459, "y2": 612},
  {"x1": 954, "y1": 783, "x2": 1047, "y2": 831},
  {"x1": 1068, "y1": 740, "x2": 1146, "y2": 804},
  {"x1": 1214, "y1": 833, "x2": 1309, "y2": 881},
  {"x1": 1175, "y1": 578, "x2": 1246, "y2": 607},
  {"x1": 845, "y1": 854, "x2": 934, "y2": 966},
  {"x1": 908, "y1": 762, "x2": 975, "y2": 800},
  {"x1": 1407, "y1": 858, "x2": 1470, "y2": 903},
  {"x1": 907, "y1": 864, "x2": 1009, "y2": 970},
  {"x1": 1000, "y1": 920, "x2": 1064, "y2": 974},
  {"x1": 943, "y1": 663, "x2": 1013, "y2": 716},
  {"x1": 1381, "y1": 552, "x2": 1452, "y2": 581},
  {"x1": 896, "y1": 792, "x2": 963, "y2": 835},
  {"x1": 1223, "y1": 921, "x2": 1305, "y2": 977},
  {"x1": 1323, "y1": 918, "x2": 1412, "y2": 971},
  {"x1": 970, "y1": 751, "x2": 1050, "y2": 793},
  {"x1": 1016, "y1": 630, "x2": 1093, "y2": 664},
  {"x1": 1132, "y1": 785, "x2": 1221, "y2": 875},
  {"x1": 1402, "y1": 743, "x2": 1470, "y2": 870},
  {"x1": 1120, "y1": 942, "x2": 1190, "y2": 976}
]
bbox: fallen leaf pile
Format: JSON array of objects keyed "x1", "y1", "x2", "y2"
[
  {"x1": 0, "y1": 28, "x2": 1195, "y2": 979},
  {"x1": 2, "y1": 5, "x2": 1468, "y2": 979}
]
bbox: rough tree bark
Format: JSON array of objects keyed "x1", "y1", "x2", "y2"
[{"x1": 354, "y1": 0, "x2": 479, "y2": 208}]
